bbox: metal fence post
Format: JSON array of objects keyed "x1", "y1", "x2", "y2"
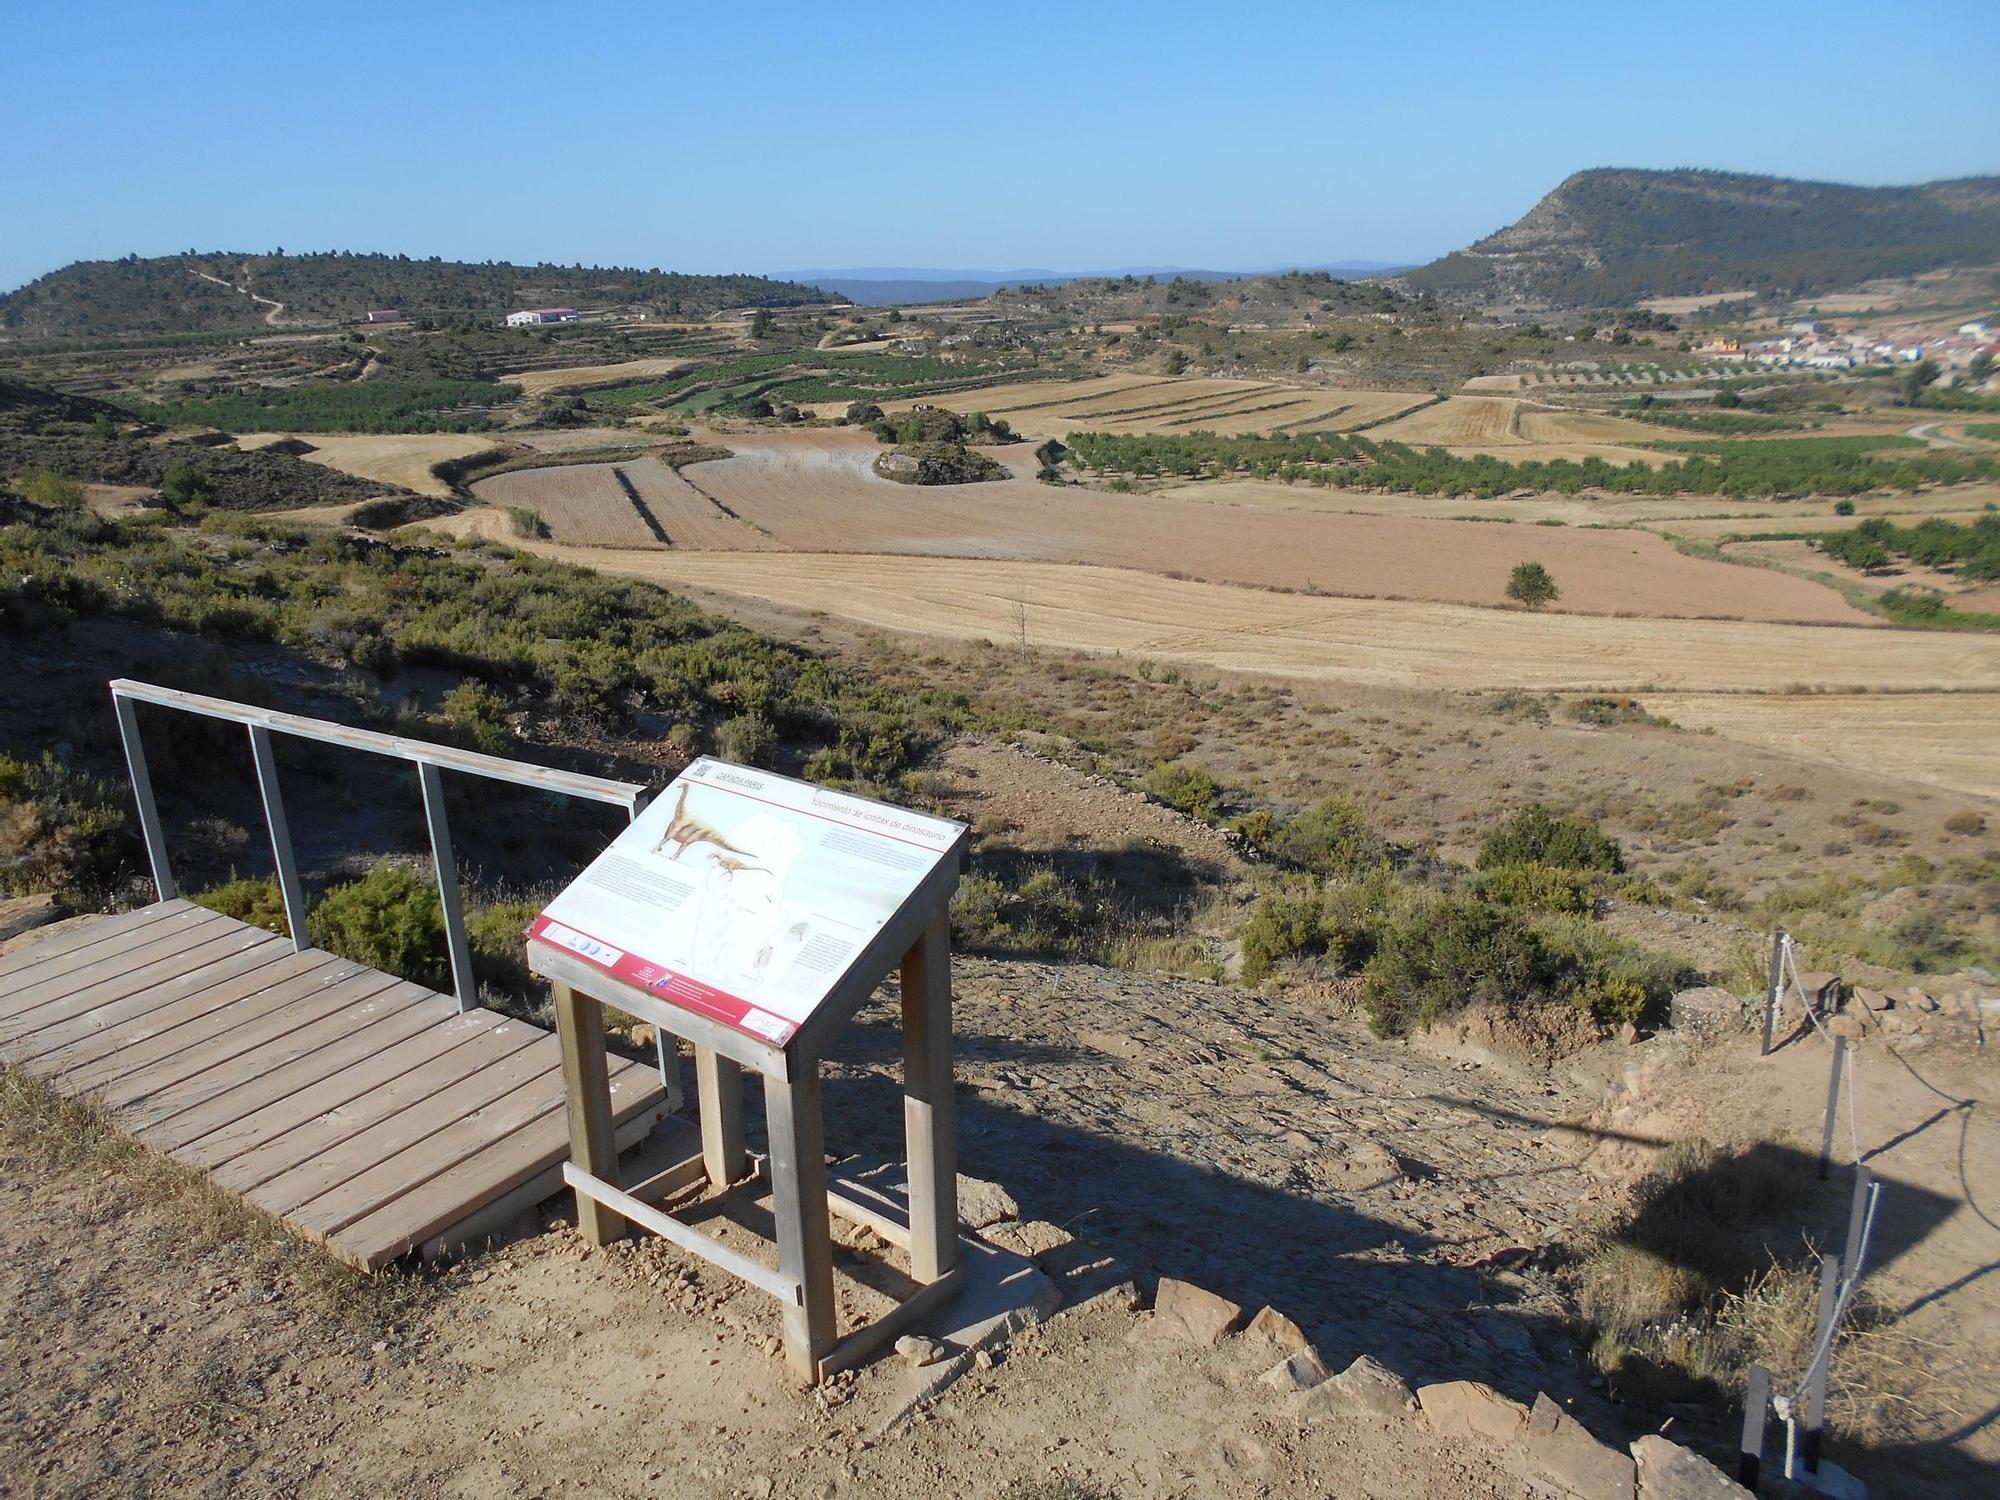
[
  {"x1": 1800, "y1": 1255, "x2": 1841, "y2": 1474},
  {"x1": 1739, "y1": 1364, "x2": 1771, "y2": 1489},
  {"x1": 1761, "y1": 927, "x2": 1786, "y2": 1056},
  {"x1": 248, "y1": 726, "x2": 310, "y2": 952},
  {"x1": 418, "y1": 761, "x2": 477, "y2": 1012},
  {"x1": 111, "y1": 690, "x2": 175, "y2": 901},
  {"x1": 1818, "y1": 1035, "x2": 1848, "y2": 1181}
]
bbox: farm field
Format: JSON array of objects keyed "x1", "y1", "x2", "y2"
[
  {"x1": 1635, "y1": 691, "x2": 2000, "y2": 800},
  {"x1": 490, "y1": 546, "x2": 2000, "y2": 701},
  {"x1": 542, "y1": 430, "x2": 1869, "y2": 621},
  {"x1": 234, "y1": 431, "x2": 494, "y2": 496},
  {"x1": 841, "y1": 375, "x2": 1428, "y2": 437},
  {"x1": 501, "y1": 354, "x2": 714, "y2": 398},
  {"x1": 469, "y1": 457, "x2": 775, "y2": 549}
]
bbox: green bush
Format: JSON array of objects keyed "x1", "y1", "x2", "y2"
[
  {"x1": 1267, "y1": 794, "x2": 1383, "y2": 876},
  {"x1": 1362, "y1": 893, "x2": 1541, "y2": 1036},
  {"x1": 307, "y1": 862, "x2": 448, "y2": 990},
  {"x1": 1478, "y1": 862, "x2": 1600, "y2": 914},
  {"x1": 466, "y1": 898, "x2": 542, "y2": 1002},
  {"x1": 1141, "y1": 761, "x2": 1219, "y2": 821},
  {"x1": 1479, "y1": 805, "x2": 1624, "y2": 874},
  {"x1": 441, "y1": 680, "x2": 511, "y2": 755},
  {"x1": 191, "y1": 875, "x2": 291, "y2": 936}
]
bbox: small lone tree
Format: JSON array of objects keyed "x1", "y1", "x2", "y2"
[
  {"x1": 1506, "y1": 561, "x2": 1559, "y2": 610},
  {"x1": 748, "y1": 307, "x2": 773, "y2": 340}
]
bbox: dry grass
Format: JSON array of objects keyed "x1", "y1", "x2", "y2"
[
  {"x1": 860, "y1": 375, "x2": 1424, "y2": 437},
  {"x1": 0, "y1": 1068, "x2": 422, "y2": 1329},
  {"x1": 501, "y1": 356, "x2": 703, "y2": 398},
  {"x1": 237, "y1": 431, "x2": 495, "y2": 496}
]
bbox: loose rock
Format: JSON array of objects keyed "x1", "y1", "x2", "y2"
[
  {"x1": 1151, "y1": 1278, "x2": 1243, "y2": 1345},
  {"x1": 1629, "y1": 1435, "x2": 1754, "y2": 1499},
  {"x1": 955, "y1": 1175, "x2": 1020, "y2": 1230},
  {"x1": 1416, "y1": 1380, "x2": 1528, "y2": 1449},
  {"x1": 1246, "y1": 1305, "x2": 1312, "y2": 1356},
  {"x1": 1522, "y1": 1392, "x2": 1635, "y2": 1500},
  {"x1": 894, "y1": 1335, "x2": 947, "y2": 1368},
  {"x1": 1258, "y1": 1351, "x2": 1329, "y2": 1392}
]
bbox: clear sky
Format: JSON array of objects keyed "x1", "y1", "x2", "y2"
[{"x1": 6, "y1": 0, "x2": 1996, "y2": 293}]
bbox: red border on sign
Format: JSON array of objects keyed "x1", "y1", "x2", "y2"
[{"x1": 528, "y1": 915, "x2": 797, "y2": 1046}]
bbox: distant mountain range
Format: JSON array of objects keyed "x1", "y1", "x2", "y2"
[
  {"x1": 782, "y1": 262, "x2": 1407, "y2": 307},
  {"x1": 1402, "y1": 168, "x2": 2000, "y2": 309}
]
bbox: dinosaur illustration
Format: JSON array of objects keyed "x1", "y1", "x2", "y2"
[
  {"x1": 651, "y1": 785, "x2": 757, "y2": 862},
  {"x1": 707, "y1": 851, "x2": 771, "y2": 879}
]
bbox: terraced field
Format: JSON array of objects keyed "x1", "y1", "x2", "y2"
[
  {"x1": 235, "y1": 431, "x2": 495, "y2": 496},
  {"x1": 844, "y1": 375, "x2": 1426, "y2": 437},
  {"x1": 469, "y1": 457, "x2": 775, "y2": 549}
]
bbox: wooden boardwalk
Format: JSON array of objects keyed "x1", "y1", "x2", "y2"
[{"x1": 0, "y1": 900, "x2": 668, "y2": 1269}]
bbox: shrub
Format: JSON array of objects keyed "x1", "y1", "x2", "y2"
[
  {"x1": 191, "y1": 875, "x2": 292, "y2": 937},
  {"x1": 506, "y1": 505, "x2": 550, "y2": 540},
  {"x1": 1479, "y1": 805, "x2": 1624, "y2": 873},
  {"x1": 19, "y1": 469, "x2": 85, "y2": 509},
  {"x1": 441, "y1": 680, "x2": 511, "y2": 755},
  {"x1": 715, "y1": 712, "x2": 776, "y2": 766},
  {"x1": 160, "y1": 460, "x2": 214, "y2": 508},
  {"x1": 1479, "y1": 862, "x2": 1599, "y2": 914},
  {"x1": 1944, "y1": 809, "x2": 1987, "y2": 836},
  {"x1": 466, "y1": 898, "x2": 542, "y2": 1004},
  {"x1": 1362, "y1": 893, "x2": 1542, "y2": 1036},
  {"x1": 307, "y1": 862, "x2": 448, "y2": 990},
  {"x1": 1267, "y1": 794, "x2": 1383, "y2": 876},
  {"x1": 1833, "y1": 499, "x2": 1856, "y2": 516},
  {"x1": 1141, "y1": 761, "x2": 1219, "y2": 821}
]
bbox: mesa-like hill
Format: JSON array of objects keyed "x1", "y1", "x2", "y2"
[
  {"x1": 1404, "y1": 168, "x2": 2000, "y2": 308},
  {"x1": 0, "y1": 252, "x2": 841, "y2": 339}
]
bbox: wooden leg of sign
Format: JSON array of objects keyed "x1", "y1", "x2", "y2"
[
  {"x1": 694, "y1": 1045, "x2": 746, "y2": 1189},
  {"x1": 552, "y1": 982, "x2": 625, "y2": 1246},
  {"x1": 901, "y1": 915, "x2": 960, "y2": 1283},
  {"x1": 765, "y1": 1067, "x2": 836, "y2": 1382}
]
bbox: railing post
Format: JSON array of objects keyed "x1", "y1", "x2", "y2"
[
  {"x1": 247, "y1": 726, "x2": 310, "y2": 952},
  {"x1": 1761, "y1": 927, "x2": 1786, "y2": 1056},
  {"x1": 418, "y1": 761, "x2": 477, "y2": 1011},
  {"x1": 111, "y1": 690, "x2": 175, "y2": 901},
  {"x1": 629, "y1": 794, "x2": 682, "y2": 1108}
]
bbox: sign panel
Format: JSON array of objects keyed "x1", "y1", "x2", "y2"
[{"x1": 530, "y1": 758, "x2": 964, "y2": 1047}]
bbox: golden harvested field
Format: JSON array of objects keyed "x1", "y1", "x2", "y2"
[
  {"x1": 644, "y1": 431, "x2": 1865, "y2": 621},
  {"x1": 469, "y1": 458, "x2": 774, "y2": 549},
  {"x1": 1442, "y1": 442, "x2": 1662, "y2": 466},
  {"x1": 1515, "y1": 407, "x2": 1664, "y2": 445},
  {"x1": 1634, "y1": 692, "x2": 2000, "y2": 801},
  {"x1": 501, "y1": 357, "x2": 700, "y2": 398},
  {"x1": 507, "y1": 550, "x2": 2000, "y2": 698},
  {"x1": 235, "y1": 432, "x2": 493, "y2": 496},
  {"x1": 857, "y1": 375, "x2": 1425, "y2": 437},
  {"x1": 1372, "y1": 396, "x2": 1520, "y2": 444}
]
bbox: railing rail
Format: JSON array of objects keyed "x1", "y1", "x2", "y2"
[{"x1": 109, "y1": 679, "x2": 651, "y2": 1015}]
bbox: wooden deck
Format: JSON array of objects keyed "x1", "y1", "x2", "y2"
[{"x1": 0, "y1": 899, "x2": 668, "y2": 1269}]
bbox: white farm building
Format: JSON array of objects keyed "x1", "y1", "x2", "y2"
[{"x1": 505, "y1": 307, "x2": 579, "y2": 327}]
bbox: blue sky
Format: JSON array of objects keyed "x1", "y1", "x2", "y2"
[{"x1": 5, "y1": 0, "x2": 1996, "y2": 293}]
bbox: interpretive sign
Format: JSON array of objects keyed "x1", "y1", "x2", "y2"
[{"x1": 530, "y1": 757, "x2": 964, "y2": 1048}]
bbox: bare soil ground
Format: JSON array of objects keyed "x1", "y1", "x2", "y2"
[
  {"x1": 236, "y1": 432, "x2": 494, "y2": 497},
  {"x1": 458, "y1": 429, "x2": 1864, "y2": 624},
  {"x1": 3, "y1": 894, "x2": 1992, "y2": 1497},
  {"x1": 470, "y1": 459, "x2": 778, "y2": 550}
]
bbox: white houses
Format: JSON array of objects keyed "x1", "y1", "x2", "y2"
[
  {"x1": 363, "y1": 308, "x2": 403, "y2": 324},
  {"x1": 505, "y1": 307, "x2": 579, "y2": 327}
]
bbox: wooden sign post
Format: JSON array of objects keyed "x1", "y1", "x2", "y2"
[{"x1": 526, "y1": 759, "x2": 971, "y2": 1382}]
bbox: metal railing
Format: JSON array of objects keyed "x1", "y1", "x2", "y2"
[{"x1": 109, "y1": 679, "x2": 651, "y2": 1013}]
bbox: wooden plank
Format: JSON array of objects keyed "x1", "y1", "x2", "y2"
[
  {"x1": 0, "y1": 909, "x2": 232, "y2": 1028},
  {"x1": 120, "y1": 980, "x2": 438, "y2": 1137},
  {"x1": 563, "y1": 1163, "x2": 797, "y2": 1301},
  {"x1": 765, "y1": 1067, "x2": 836, "y2": 1381},
  {"x1": 16, "y1": 947, "x2": 340, "y2": 1076},
  {"x1": 280, "y1": 1053, "x2": 573, "y2": 1235},
  {"x1": 900, "y1": 915, "x2": 959, "y2": 1283},
  {"x1": 0, "y1": 903, "x2": 217, "y2": 1004},
  {"x1": 46, "y1": 960, "x2": 386, "y2": 1098},
  {"x1": 334, "y1": 1057, "x2": 663, "y2": 1268},
  {"x1": 554, "y1": 982, "x2": 625, "y2": 1245},
  {"x1": 213, "y1": 1017, "x2": 547, "y2": 1197},
  {"x1": 817, "y1": 1263, "x2": 966, "y2": 1380},
  {"x1": 4, "y1": 930, "x2": 296, "y2": 1061},
  {"x1": 0, "y1": 900, "x2": 191, "y2": 977},
  {"x1": 695, "y1": 1045, "x2": 746, "y2": 1189},
  {"x1": 164, "y1": 1007, "x2": 507, "y2": 1166}
]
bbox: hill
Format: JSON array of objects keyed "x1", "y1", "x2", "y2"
[
  {"x1": 1403, "y1": 168, "x2": 2000, "y2": 308},
  {"x1": 793, "y1": 263, "x2": 1409, "y2": 307},
  {"x1": 0, "y1": 252, "x2": 841, "y2": 339}
]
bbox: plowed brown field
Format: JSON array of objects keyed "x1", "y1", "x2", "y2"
[
  {"x1": 470, "y1": 459, "x2": 776, "y2": 549},
  {"x1": 847, "y1": 376, "x2": 1424, "y2": 437},
  {"x1": 236, "y1": 432, "x2": 493, "y2": 496}
]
